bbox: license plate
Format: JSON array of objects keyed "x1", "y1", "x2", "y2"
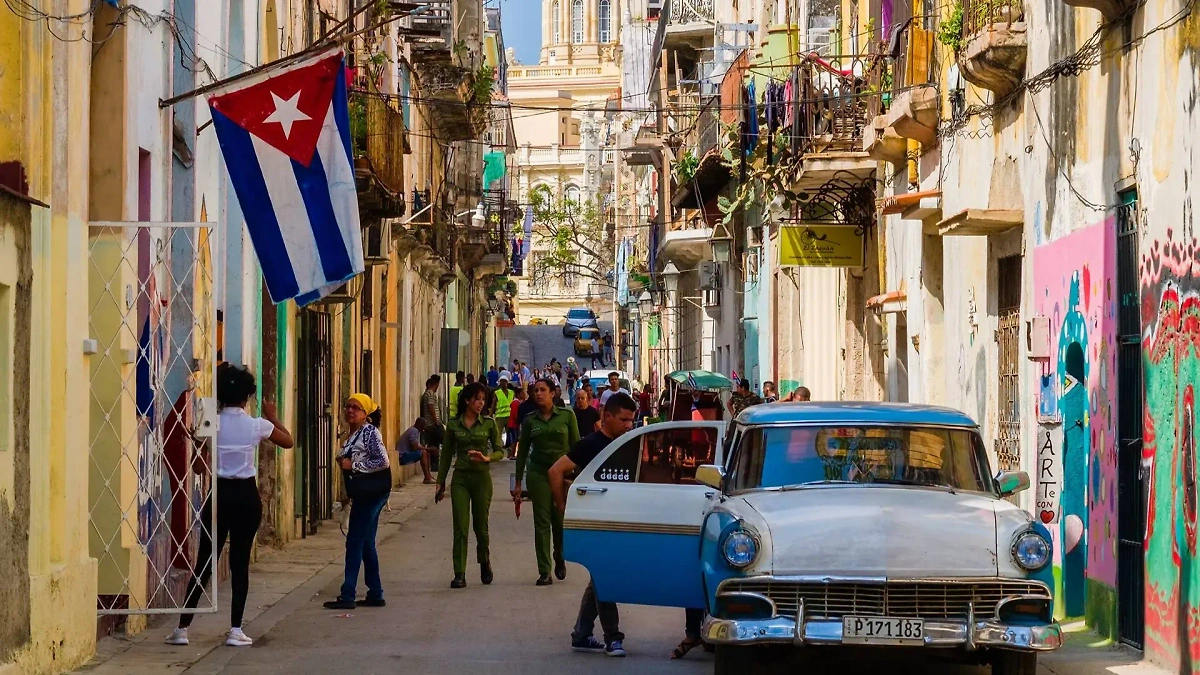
[{"x1": 841, "y1": 616, "x2": 924, "y2": 645}]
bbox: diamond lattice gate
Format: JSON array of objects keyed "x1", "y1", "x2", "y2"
[{"x1": 88, "y1": 221, "x2": 219, "y2": 615}]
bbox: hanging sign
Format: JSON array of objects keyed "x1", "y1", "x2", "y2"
[
  {"x1": 1035, "y1": 424, "x2": 1063, "y2": 524},
  {"x1": 779, "y1": 224, "x2": 864, "y2": 267}
]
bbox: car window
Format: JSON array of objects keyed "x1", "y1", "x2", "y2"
[
  {"x1": 730, "y1": 425, "x2": 995, "y2": 493},
  {"x1": 568, "y1": 309, "x2": 594, "y2": 319},
  {"x1": 593, "y1": 427, "x2": 718, "y2": 485}
]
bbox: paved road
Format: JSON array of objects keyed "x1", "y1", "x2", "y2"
[
  {"x1": 501, "y1": 322, "x2": 616, "y2": 375},
  {"x1": 161, "y1": 465, "x2": 1080, "y2": 675}
]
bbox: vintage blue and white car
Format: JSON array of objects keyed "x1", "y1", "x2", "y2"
[{"x1": 564, "y1": 403, "x2": 1061, "y2": 675}]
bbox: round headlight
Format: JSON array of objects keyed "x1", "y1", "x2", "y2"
[
  {"x1": 1012, "y1": 530, "x2": 1051, "y2": 570},
  {"x1": 722, "y1": 530, "x2": 759, "y2": 568}
]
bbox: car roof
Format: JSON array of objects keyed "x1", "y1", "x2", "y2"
[
  {"x1": 583, "y1": 370, "x2": 629, "y2": 379},
  {"x1": 735, "y1": 402, "x2": 979, "y2": 428}
]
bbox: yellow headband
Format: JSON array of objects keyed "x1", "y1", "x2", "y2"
[{"x1": 348, "y1": 393, "x2": 378, "y2": 415}]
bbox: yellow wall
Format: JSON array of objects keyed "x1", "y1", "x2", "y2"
[{"x1": 0, "y1": 0, "x2": 101, "y2": 671}]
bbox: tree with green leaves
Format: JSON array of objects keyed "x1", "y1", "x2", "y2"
[{"x1": 524, "y1": 183, "x2": 616, "y2": 294}]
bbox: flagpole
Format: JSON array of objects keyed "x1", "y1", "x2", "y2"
[{"x1": 159, "y1": 4, "x2": 427, "y2": 109}]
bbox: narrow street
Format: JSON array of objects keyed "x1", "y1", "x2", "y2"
[{"x1": 78, "y1": 467, "x2": 1148, "y2": 675}]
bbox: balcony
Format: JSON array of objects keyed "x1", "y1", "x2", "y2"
[
  {"x1": 658, "y1": 213, "x2": 713, "y2": 267},
  {"x1": 406, "y1": 1, "x2": 452, "y2": 61},
  {"x1": 671, "y1": 96, "x2": 730, "y2": 209},
  {"x1": 418, "y1": 62, "x2": 489, "y2": 142},
  {"x1": 523, "y1": 145, "x2": 586, "y2": 167},
  {"x1": 353, "y1": 95, "x2": 407, "y2": 217},
  {"x1": 664, "y1": 0, "x2": 715, "y2": 42},
  {"x1": 508, "y1": 65, "x2": 606, "y2": 80},
  {"x1": 794, "y1": 54, "x2": 885, "y2": 190},
  {"x1": 1062, "y1": 0, "x2": 1134, "y2": 20},
  {"x1": 865, "y1": 26, "x2": 939, "y2": 163},
  {"x1": 956, "y1": 0, "x2": 1027, "y2": 97}
]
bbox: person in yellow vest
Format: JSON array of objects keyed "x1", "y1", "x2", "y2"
[
  {"x1": 449, "y1": 371, "x2": 466, "y2": 417},
  {"x1": 494, "y1": 375, "x2": 515, "y2": 443}
]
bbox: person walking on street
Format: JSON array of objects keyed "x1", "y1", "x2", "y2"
[
  {"x1": 573, "y1": 388, "x2": 600, "y2": 434},
  {"x1": 436, "y1": 382, "x2": 505, "y2": 588},
  {"x1": 598, "y1": 371, "x2": 630, "y2": 406},
  {"x1": 507, "y1": 387, "x2": 526, "y2": 459},
  {"x1": 166, "y1": 364, "x2": 294, "y2": 648},
  {"x1": 397, "y1": 418, "x2": 436, "y2": 484},
  {"x1": 324, "y1": 393, "x2": 392, "y2": 610},
  {"x1": 589, "y1": 335, "x2": 602, "y2": 369},
  {"x1": 671, "y1": 609, "x2": 709, "y2": 660},
  {"x1": 487, "y1": 365, "x2": 500, "y2": 388},
  {"x1": 512, "y1": 378, "x2": 580, "y2": 585},
  {"x1": 494, "y1": 376, "x2": 515, "y2": 437},
  {"x1": 602, "y1": 330, "x2": 615, "y2": 366},
  {"x1": 520, "y1": 361, "x2": 532, "y2": 390},
  {"x1": 728, "y1": 378, "x2": 764, "y2": 418},
  {"x1": 548, "y1": 393, "x2": 638, "y2": 657},
  {"x1": 449, "y1": 371, "x2": 466, "y2": 418},
  {"x1": 421, "y1": 375, "x2": 444, "y2": 470}
]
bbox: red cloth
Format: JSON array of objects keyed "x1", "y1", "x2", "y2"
[{"x1": 508, "y1": 400, "x2": 521, "y2": 428}]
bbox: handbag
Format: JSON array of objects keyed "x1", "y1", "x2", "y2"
[{"x1": 344, "y1": 468, "x2": 392, "y2": 501}]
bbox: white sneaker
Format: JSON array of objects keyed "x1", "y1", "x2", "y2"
[
  {"x1": 225, "y1": 627, "x2": 253, "y2": 647},
  {"x1": 164, "y1": 628, "x2": 189, "y2": 646}
]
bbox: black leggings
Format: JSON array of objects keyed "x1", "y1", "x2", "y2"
[{"x1": 179, "y1": 477, "x2": 262, "y2": 629}]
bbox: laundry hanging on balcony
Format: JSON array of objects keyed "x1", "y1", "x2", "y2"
[
  {"x1": 207, "y1": 49, "x2": 364, "y2": 306},
  {"x1": 482, "y1": 151, "x2": 507, "y2": 189}
]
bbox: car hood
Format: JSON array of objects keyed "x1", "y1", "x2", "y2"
[{"x1": 741, "y1": 486, "x2": 1000, "y2": 577}]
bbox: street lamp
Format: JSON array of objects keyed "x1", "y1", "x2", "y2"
[
  {"x1": 471, "y1": 202, "x2": 486, "y2": 229},
  {"x1": 709, "y1": 221, "x2": 733, "y2": 263},
  {"x1": 638, "y1": 290, "x2": 654, "y2": 315},
  {"x1": 487, "y1": 298, "x2": 500, "y2": 314},
  {"x1": 662, "y1": 262, "x2": 681, "y2": 296}
]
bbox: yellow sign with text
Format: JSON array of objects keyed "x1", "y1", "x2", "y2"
[{"x1": 779, "y1": 225, "x2": 864, "y2": 267}]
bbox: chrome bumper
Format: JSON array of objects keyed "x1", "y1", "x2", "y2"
[{"x1": 702, "y1": 615, "x2": 1063, "y2": 651}]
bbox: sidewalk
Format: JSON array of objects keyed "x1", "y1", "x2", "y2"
[
  {"x1": 74, "y1": 484, "x2": 435, "y2": 675},
  {"x1": 1040, "y1": 622, "x2": 1168, "y2": 675}
]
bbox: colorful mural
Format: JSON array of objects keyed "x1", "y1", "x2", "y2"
[
  {"x1": 1033, "y1": 219, "x2": 1119, "y2": 622},
  {"x1": 1142, "y1": 230, "x2": 1200, "y2": 671}
]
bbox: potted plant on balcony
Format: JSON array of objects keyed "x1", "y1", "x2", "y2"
[{"x1": 349, "y1": 95, "x2": 369, "y2": 171}]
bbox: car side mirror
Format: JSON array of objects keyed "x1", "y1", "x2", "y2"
[
  {"x1": 696, "y1": 464, "x2": 725, "y2": 490},
  {"x1": 996, "y1": 470, "x2": 1031, "y2": 496}
]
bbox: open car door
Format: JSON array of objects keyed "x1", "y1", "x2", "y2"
[{"x1": 564, "y1": 421, "x2": 725, "y2": 608}]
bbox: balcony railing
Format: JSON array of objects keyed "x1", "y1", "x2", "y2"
[
  {"x1": 797, "y1": 54, "x2": 887, "y2": 155},
  {"x1": 961, "y1": 0, "x2": 1024, "y2": 37},
  {"x1": 362, "y1": 95, "x2": 406, "y2": 196},
  {"x1": 408, "y1": 1, "x2": 452, "y2": 37},
  {"x1": 669, "y1": 0, "x2": 715, "y2": 24}
]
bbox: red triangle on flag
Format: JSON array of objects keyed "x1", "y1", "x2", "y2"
[{"x1": 209, "y1": 53, "x2": 342, "y2": 167}]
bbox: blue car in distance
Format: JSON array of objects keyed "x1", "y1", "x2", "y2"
[
  {"x1": 562, "y1": 306, "x2": 599, "y2": 337},
  {"x1": 563, "y1": 402, "x2": 1061, "y2": 675}
]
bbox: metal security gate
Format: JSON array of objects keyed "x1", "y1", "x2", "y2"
[
  {"x1": 87, "y1": 221, "x2": 218, "y2": 614},
  {"x1": 298, "y1": 309, "x2": 334, "y2": 534},
  {"x1": 1116, "y1": 194, "x2": 1146, "y2": 648},
  {"x1": 994, "y1": 255, "x2": 1023, "y2": 473}
]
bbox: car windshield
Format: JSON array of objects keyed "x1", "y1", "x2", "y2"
[
  {"x1": 584, "y1": 377, "x2": 630, "y2": 392},
  {"x1": 568, "y1": 309, "x2": 593, "y2": 319},
  {"x1": 727, "y1": 425, "x2": 996, "y2": 494},
  {"x1": 578, "y1": 329, "x2": 599, "y2": 340}
]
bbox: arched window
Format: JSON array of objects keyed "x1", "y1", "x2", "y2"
[
  {"x1": 598, "y1": 0, "x2": 612, "y2": 42},
  {"x1": 571, "y1": 0, "x2": 584, "y2": 43},
  {"x1": 565, "y1": 185, "x2": 582, "y2": 204},
  {"x1": 552, "y1": 1, "x2": 561, "y2": 43}
]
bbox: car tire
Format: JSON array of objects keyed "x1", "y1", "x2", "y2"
[
  {"x1": 992, "y1": 651, "x2": 1037, "y2": 675},
  {"x1": 714, "y1": 646, "x2": 763, "y2": 675}
]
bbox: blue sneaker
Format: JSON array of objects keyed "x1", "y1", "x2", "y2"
[
  {"x1": 571, "y1": 636, "x2": 605, "y2": 653},
  {"x1": 606, "y1": 640, "x2": 626, "y2": 657}
]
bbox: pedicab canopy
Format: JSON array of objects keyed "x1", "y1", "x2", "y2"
[{"x1": 667, "y1": 370, "x2": 734, "y2": 392}]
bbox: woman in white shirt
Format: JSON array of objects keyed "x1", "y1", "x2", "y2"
[
  {"x1": 323, "y1": 392, "x2": 392, "y2": 610},
  {"x1": 167, "y1": 363, "x2": 293, "y2": 647}
]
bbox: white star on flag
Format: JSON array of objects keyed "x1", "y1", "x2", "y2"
[{"x1": 263, "y1": 90, "x2": 311, "y2": 139}]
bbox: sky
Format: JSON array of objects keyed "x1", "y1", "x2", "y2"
[{"x1": 497, "y1": 0, "x2": 542, "y2": 65}]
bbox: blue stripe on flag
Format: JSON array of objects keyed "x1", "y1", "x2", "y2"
[
  {"x1": 332, "y1": 62, "x2": 354, "y2": 168},
  {"x1": 210, "y1": 108, "x2": 300, "y2": 302},
  {"x1": 291, "y1": 152, "x2": 355, "y2": 282}
]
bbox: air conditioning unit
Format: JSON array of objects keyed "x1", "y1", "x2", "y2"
[
  {"x1": 363, "y1": 221, "x2": 391, "y2": 266},
  {"x1": 703, "y1": 288, "x2": 722, "y2": 308},
  {"x1": 699, "y1": 261, "x2": 722, "y2": 291},
  {"x1": 746, "y1": 225, "x2": 762, "y2": 249}
]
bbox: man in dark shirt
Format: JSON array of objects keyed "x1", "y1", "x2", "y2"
[
  {"x1": 548, "y1": 393, "x2": 637, "y2": 658},
  {"x1": 572, "y1": 388, "x2": 601, "y2": 434}
]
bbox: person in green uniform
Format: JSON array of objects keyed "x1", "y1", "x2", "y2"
[
  {"x1": 512, "y1": 377, "x2": 580, "y2": 585},
  {"x1": 436, "y1": 382, "x2": 505, "y2": 589}
]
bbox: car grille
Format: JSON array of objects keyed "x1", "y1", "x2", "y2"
[{"x1": 721, "y1": 579, "x2": 1050, "y2": 621}]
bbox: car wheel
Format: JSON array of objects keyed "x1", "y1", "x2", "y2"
[
  {"x1": 992, "y1": 651, "x2": 1037, "y2": 675},
  {"x1": 714, "y1": 646, "x2": 765, "y2": 675}
]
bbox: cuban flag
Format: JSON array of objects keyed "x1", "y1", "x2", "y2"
[{"x1": 207, "y1": 50, "x2": 363, "y2": 305}]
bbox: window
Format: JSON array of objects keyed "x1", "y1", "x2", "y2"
[
  {"x1": 726, "y1": 426, "x2": 995, "y2": 494},
  {"x1": 599, "y1": 0, "x2": 612, "y2": 42},
  {"x1": 594, "y1": 427, "x2": 719, "y2": 484},
  {"x1": 571, "y1": 0, "x2": 583, "y2": 43},
  {"x1": 552, "y1": 0, "x2": 561, "y2": 43},
  {"x1": 995, "y1": 255, "x2": 1022, "y2": 472},
  {"x1": 564, "y1": 184, "x2": 581, "y2": 204}
]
